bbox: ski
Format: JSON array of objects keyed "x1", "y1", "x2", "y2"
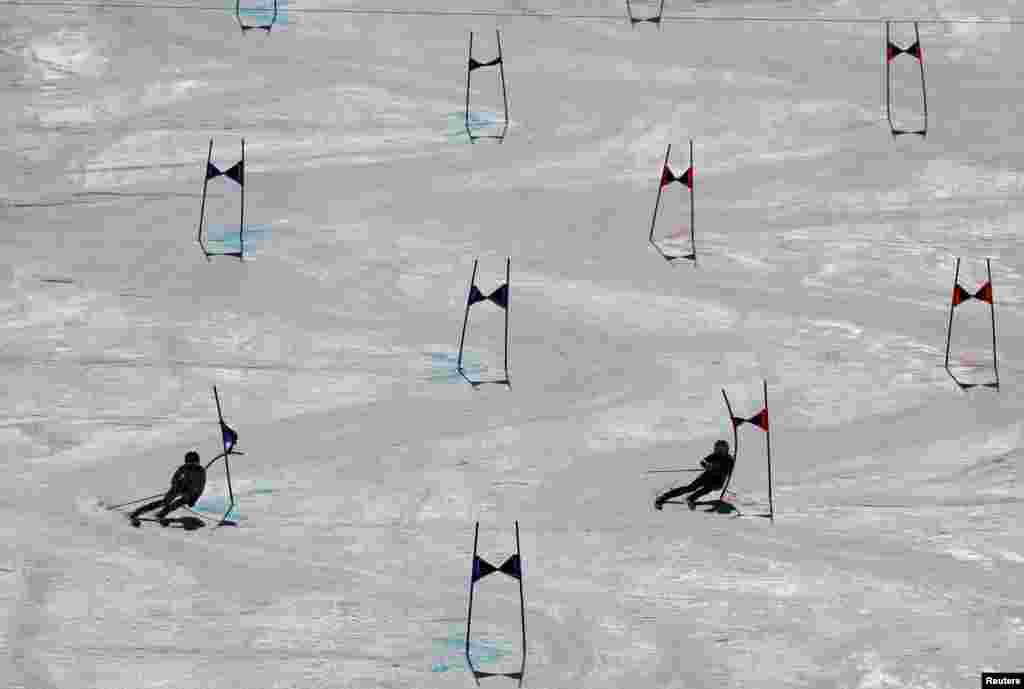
[
  {"x1": 129, "y1": 515, "x2": 205, "y2": 531},
  {"x1": 661, "y1": 499, "x2": 735, "y2": 512},
  {"x1": 658, "y1": 499, "x2": 769, "y2": 518}
]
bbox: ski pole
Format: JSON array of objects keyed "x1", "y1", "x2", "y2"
[
  {"x1": 643, "y1": 468, "x2": 702, "y2": 474},
  {"x1": 105, "y1": 493, "x2": 163, "y2": 510},
  {"x1": 186, "y1": 507, "x2": 218, "y2": 523}
]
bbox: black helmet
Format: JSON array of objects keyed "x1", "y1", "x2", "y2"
[
  {"x1": 714, "y1": 440, "x2": 729, "y2": 450},
  {"x1": 185, "y1": 451, "x2": 200, "y2": 464}
]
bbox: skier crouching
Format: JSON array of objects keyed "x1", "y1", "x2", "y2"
[
  {"x1": 654, "y1": 440, "x2": 735, "y2": 510},
  {"x1": 130, "y1": 451, "x2": 207, "y2": 526}
]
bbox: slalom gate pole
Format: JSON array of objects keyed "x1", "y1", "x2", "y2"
[
  {"x1": 465, "y1": 521, "x2": 480, "y2": 658},
  {"x1": 457, "y1": 260, "x2": 479, "y2": 371},
  {"x1": 213, "y1": 386, "x2": 236, "y2": 524},
  {"x1": 719, "y1": 388, "x2": 739, "y2": 501},
  {"x1": 268, "y1": 0, "x2": 279, "y2": 30},
  {"x1": 239, "y1": 138, "x2": 245, "y2": 261},
  {"x1": 916, "y1": 22, "x2": 928, "y2": 134},
  {"x1": 988, "y1": 258, "x2": 999, "y2": 387},
  {"x1": 515, "y1": 520, "x2": 525, "y2": 687},
  {"x1": 465, "y1": 32, "x2": 473, "y2": 128},
  {"x1": 497, "y1": 30, "x2": 509, "y2": 125},
  {"x1": 945, "y1": 257, "x2": 960, "y2": 370},
  {"x1": 649, "y1": 144, "x2": 671, "y2": 242},
  {"x1": 221, "y1": 449, "x2": 235, "y2": 524},
  {"x1": 884, "y1": 22, "x2": 894, "y2": 133},
  {"x1": 504, "y1": 257, "x2": 510, "y2": 380},
  {"x1": 764, "y1": 379, "x2": 774, "y2": 522},
  {"x1": 689, "y1": 139, "x2": 696, "y2": 261},
  {"x1": 884, "y1": 21, "x2": 927, "y2": 136},
  {"x1": 197, "y1": 139, "x2": 214, "y2": 259},
  {"x1": 464, "y1": 522, "x2": 526, "y2": 684}
]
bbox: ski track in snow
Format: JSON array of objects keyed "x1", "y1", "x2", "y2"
[{"x1": 4, "y1": 0, "x2": 1024, "y2": 687}]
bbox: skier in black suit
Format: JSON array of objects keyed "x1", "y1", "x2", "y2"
[
  {"x1": 130, "y1": 451, "x2": 207, "y2": 526},
  {"x1": 655, "y1": 440, "x2": 735, "y2": 510}
]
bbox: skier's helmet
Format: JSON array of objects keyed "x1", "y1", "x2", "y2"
[
  {"x1": 185, "y1": 450, "x2": 200, "y2": 464},
  {"x1": 714, "y1": 440, "x2": 730, "y2": 452}
]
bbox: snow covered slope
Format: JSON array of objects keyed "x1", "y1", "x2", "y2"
[{"x1": 2, "y1": 0, "x2": 1022, "y2": 687}]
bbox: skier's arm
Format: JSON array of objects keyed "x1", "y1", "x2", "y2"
[
  {"x1": 203, "y1": 449, "x2": 245, "y2": 471},
  {"x1": 203, "y1": 451, "x2": 227, "y2": 470}
]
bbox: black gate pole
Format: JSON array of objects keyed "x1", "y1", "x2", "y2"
[
  {"x1": 719, "y1": 388, "x2": 739, "y2": 502},
  {"x1": 458, "y1": 260, "x2": 479, "y2": 372},
  {"x1": 764, "y1": 379, "x2": 774, "y2": 522},
  {"x1": 945, "y1": 257, "x2": 960, "y2": 371},
  {"x1": 197, "y1": 139, "x2": 214, "y2": 260},
  {"x1": 649, "y1": 144, "x2": 671, "y2": 242}
]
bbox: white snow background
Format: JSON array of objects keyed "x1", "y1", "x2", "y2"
[{"x1": 2, "y1": 0, "x2": 1023, "y2": 687}]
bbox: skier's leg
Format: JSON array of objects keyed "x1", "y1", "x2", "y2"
[
  {"x1": 656, "y1": 477, "x2": 703, "y2": 503},
  {"x1": 682, "y1": 474, "x2": 719, "y2": 505},
  {"x1": 687, "y1": 484, "x2": 716, "y2": 503},
  {"x1": 687, "y1": 472, "x2": 728, "y2": 504},
  {"x1": 156, "y1": 495, "x2": 190, "y2": 520},
  {"x1": 129, "y1": 499, "x2": 166, "y2": 520}
]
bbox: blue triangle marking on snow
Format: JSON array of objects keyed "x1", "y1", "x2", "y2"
[
  {"x1": 428, "y1": 350, "x2": 484, "y2": 383},
  {"x1": 235, "y1": 0, "x2": 290, "y2": 26},
  {"x1": 447, "y1": 112, "x2": 507, "y2": 143},
  {"x1": 432, "y1": 632, "x2": 511, "y2": 673},
  {"x1": 191, "y1": 496, "x2": 242, "y2": 522}
]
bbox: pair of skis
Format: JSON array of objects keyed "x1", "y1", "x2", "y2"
[{"x1": 131, "y1": 515, "x2": 205, "y2": 531}]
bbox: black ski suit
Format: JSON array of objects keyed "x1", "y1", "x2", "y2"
[
  {"x1": 130, "y1": 463, "x2": 207, "y2": 520},
  {"x1": 657, "y1": 452, "x2": 735, "y2": 504}
]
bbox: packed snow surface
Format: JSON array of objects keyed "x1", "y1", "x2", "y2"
[{"x1": 2, "y1": 0, "x2": 1022, "y2": 687}]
